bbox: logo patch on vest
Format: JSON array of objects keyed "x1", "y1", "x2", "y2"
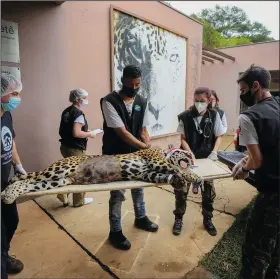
[{"x1": 134, "y1": 105, "x2": 142, "y2": 112}]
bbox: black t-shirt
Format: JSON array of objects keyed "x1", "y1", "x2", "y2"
[{"x1": 1, "y1": 112, "x2": 15, "y2": 191}]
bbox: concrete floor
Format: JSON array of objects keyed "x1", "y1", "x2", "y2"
[{"x1": 9, "y1": 136, "x2": 257, "y2": 279}]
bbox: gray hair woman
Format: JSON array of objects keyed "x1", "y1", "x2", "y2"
[{"x1": 58, "y1": 88, "x2": 102, "y2": 207}]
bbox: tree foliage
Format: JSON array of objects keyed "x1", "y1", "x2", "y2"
[
  {"x1": 164, "y1": 2, "x2": 274, "y2": 48},
  {"x1": 195, "y1": 5, "x2": 274, "y2": 43},
  {"x1": 191, "y1": 14, "x2": 252, "y2": 48}
]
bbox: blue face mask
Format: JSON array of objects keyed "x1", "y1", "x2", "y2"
[{"x1": 1, "y1": 97, "x2": 21, "y2": 112}]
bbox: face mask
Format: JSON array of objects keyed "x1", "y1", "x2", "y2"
[
  {"x1": 1, "y1": 97, "x2": 21, "y2": 112},
  {"x1": 212, "y1": 101, "x2": 216, "y2": 108},
  {"x1": 240, "y1": 89, "x2": 255, "y2": 107},
  {"x1": 79, "y1": 99, "x2": 89, "y2": 107},
  {"x1": 121, "y1": 85, "x2": 140, "y2": 98},
  {"x1": 195, "y1": 102, "x2": 208, "y2": 113}
]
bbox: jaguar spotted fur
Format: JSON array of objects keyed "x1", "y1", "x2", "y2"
[{"x1": 1, "y1": 148, "x2": 203, "y2": 204}]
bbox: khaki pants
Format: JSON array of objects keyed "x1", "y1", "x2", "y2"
[{"x1": 57, "y1": 145, "x2": 86, "y2": 207}]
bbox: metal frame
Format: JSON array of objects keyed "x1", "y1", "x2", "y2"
[{"x1": 110, "y1": 5, "x2": 189, "y2": 139}]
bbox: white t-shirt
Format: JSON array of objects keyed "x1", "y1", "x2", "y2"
[
  {"x1": 101, "y1": 99, "x2": 150, "y2": 129},
  {"x1": 74, "y1": 115, "x2": 85, "y2": 125},
  {"x1": 177, "y1": 111, "x2": 225, "y2": 137},
  {"x1": 219, "y1": 112, "x2": 228, "y2": 135},
  {"x1": 238, "y1": 114, "x2": 259, "y2": 146}
]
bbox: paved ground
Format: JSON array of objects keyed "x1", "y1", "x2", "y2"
[{"x1": 9, "y1": 136, "x2": 257, "y2": 279}]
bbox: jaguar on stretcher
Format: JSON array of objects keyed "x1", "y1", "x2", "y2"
[{"x1": 1, "y1": 147, "x2": 204, "y2": 204}]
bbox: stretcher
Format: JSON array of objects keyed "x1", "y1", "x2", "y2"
[{"x1": 17, "y1": 159, "x2": 232, "y2": 203}]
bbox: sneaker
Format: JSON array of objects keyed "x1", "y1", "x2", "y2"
[
  {"x1": 109, "y1": 230, "x2": 131, "y2": 250},
  {"x1": 203, "y1": 218, "x2": 217, "y2": 236},
  {"x1": 57, "y1": 194, "x2": 69, "y2": 207},
  {"x1": 73, "y1": 197, "x2": 93, "y2": 207},
  {"x1": 173, "y1": 218, "x2": 183, "y2": 236},
  {"x1": 83, "y1": 197, "x2": 93, "y2": 205},
  {"x1": 7, "y1": 255, "x2": 24, "y2": 274},
  {"x1": 134, "y1": 216, "x2": 159, "y2": 232},
  {"x1": 192, "y1": 183, "x2": 200, "y2": 195}
]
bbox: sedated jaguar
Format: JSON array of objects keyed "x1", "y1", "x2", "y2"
[{"x1": 1, "y1": 147, "x2": 203, "y2": 204}]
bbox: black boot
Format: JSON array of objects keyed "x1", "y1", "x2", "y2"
[
  {"x1": 134, "y1": 216, "x2": 159, "y2": 232},
  {"x1": 109, "y1": 230, "x2": 131, "y2": 250},
  {"x1": 7, "y1": 255, "x2": 24, "y2": 274},
  {"x1": 172, "y1": 218, "x2": 183, "y2": 236},
  {"x1": 203, "y1": 217, "x2": 217, "y2": 236}
]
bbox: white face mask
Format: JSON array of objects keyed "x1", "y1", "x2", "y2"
[
  {"x1": 80, "y1": 99, "x2": 89, "y2": 107},
  {"x1": 212, "y1": 101, "x2": 216, "y2": 108},
  {"x1": 195, "y1": 102, "x2": 208, "y2": 113}
]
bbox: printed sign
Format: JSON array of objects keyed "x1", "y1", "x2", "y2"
[
  {"x1": 1, "y1": 20, "x2": 20, "y2": 63},
  {"x1": 1, "y1": 66, "x2": 21, "y2": 81}
]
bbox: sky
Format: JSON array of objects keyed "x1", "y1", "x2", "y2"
[{"x1": 170, "y1": 1, "x2": 279, "y2": 40}]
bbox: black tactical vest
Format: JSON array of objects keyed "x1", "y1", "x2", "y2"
[
  {"x1": 241, "y1": 96, "x2": 280, "y2": 193},
  {"x1": 100, "y1": 91, "x2": 147, "y2": 155},
  {"x1": 59, "y1": 105, "x2": 88, "y2": 150},
  {"x1": 178, "y1": 109, "x2": 217, "y2": 159},
  {"x1": 216, "y1": 108, "x2": 224, "y2": 119}
]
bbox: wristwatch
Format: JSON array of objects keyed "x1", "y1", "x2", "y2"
[{"x1": 242, "y1": 166, "x2": 249, "y2": 173}]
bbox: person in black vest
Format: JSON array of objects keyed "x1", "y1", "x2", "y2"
[
  {"x1": 1, "y1": 73, "x2": 26, "y2": 278},
  {"x1": 211, "y1": 90, "x2": 228, "y2": 134},
  {"x1": 232, "y1": 65, "x2": 280, "y2": 279},
  {"x1": 100, "y1": 65, "x2": 158, "y2": 250},
  {"x1": 174, "y1": 86, "x2": 225, "y2": 236},
  {"x1": 191, "y1": 89, "x2": 228, "y2": 196},
  {"x1": 58, "y1": 88, "x2": 102, "y2": 207},
  {"x1": 192, "y1": 90, "x2": 227, "y2": 197}
]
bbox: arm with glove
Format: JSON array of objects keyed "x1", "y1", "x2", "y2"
[
  {"x1": 12, "y1": 140, "x2": 27, "y2": 175},
  {"x1": 232, "y1": 145, "x2": 262, "y2": 180},
  {"x1": 73, "y1": 121, "x2": 103, "y2": 139},
  {"x1": 208, "y1": 136, "x2": 222, "y2": 161},
  {"x1": 232, "y1": 156, "x2": 249, "y2": 180},
  {"x1": 87, "y1": 128, "x2": 103, "y2": 138},
  {"x1": 232, "y1": 114, "x2": 262, "y2": 180},
  {"x1": 208, "y1": 111, "x2": 226, "y2": 161}
]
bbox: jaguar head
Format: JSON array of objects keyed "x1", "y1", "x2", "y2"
[{"x1": 164, "y1": 146, "x2": 193, "y2": 170}]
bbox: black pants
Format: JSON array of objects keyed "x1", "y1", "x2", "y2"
[
  {"x1": 240, "y1": 192, "x2": 280, "y2": 279},
  {"x1": 1, "y1": 201, "x2": 19, "y2": 279}
]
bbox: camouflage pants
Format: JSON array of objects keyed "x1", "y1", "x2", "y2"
[
  {"x1": 173, "y1": 180, "x2": 216, "y2": 219},
  {"x1": 240, "y1": 192, "x2": 280, "y2": 279}
]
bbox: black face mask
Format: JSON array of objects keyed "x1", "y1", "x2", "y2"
[
  {"x1": 121, "y1": 85, "x2": 140, "y2": 98},
  {"x1": 240, "y1": 89, "x2": 255, "y2": 107}
]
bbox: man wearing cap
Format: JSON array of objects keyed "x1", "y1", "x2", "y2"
[
  {"x1": 58, "y1": 88, "x2": 102, "y2": 207},
  {"x1": 1, "y1": 73, "x2": 26, "y2": 278}
]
